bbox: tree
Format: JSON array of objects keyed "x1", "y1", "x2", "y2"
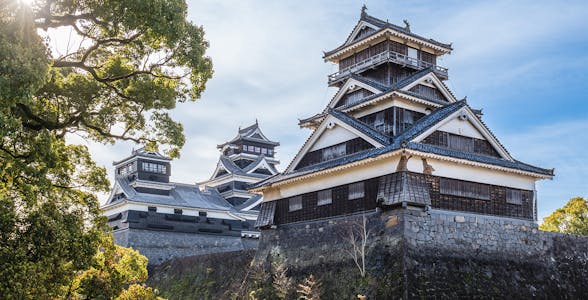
[
  {"x1": 540, "y1": 197, "x2": 588, "y2": 236},
  {"x1": 0, "y1": 0, "x2": 212, "y2": 298},
  {"x1": 343, "y1": 214, "x2": 370, "y2": 278},
  {"x1": 297, "y1": 274, "x2": 322, "y2": 300},
  {"x1": 272, "y1": 263, "x2": 294, "y2": 300},
  {"x1": 69, "y1": 235, "x2": 150, "y2": 299}
]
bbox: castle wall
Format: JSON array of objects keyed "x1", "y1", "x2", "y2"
[
  {"x1": 114, "y1": 228, "x2": 257, "y2": 265},
  {"x1": 255, "y1": 209, "x2": 588, "y2": 298}
]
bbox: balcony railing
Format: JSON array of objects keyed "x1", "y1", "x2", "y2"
[{"x1": 328, "y1": 50, "x2": 448, "y2": 84}]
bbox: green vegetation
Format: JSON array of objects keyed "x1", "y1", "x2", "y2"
[
  {"x1": 540, "y1": 197, "x2": 588, "y2": 235},
  {"x1": 0, "y1": 0, "x2": 211, "y2": 298}
]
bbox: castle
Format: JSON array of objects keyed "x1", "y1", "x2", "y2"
[
  {"x1": 101, "y1": 122, "x2": 278, "y2": 264},
  {"x1": 252, "y1": 6, "x2": 553, "y2": 227},
  {"x1": 248, "y1": 8, "x2": 588, "y2": 298}
]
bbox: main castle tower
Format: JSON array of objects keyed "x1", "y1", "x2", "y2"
[{"x1": 252, "y1": 6, "x2": 553, "y2": 230}]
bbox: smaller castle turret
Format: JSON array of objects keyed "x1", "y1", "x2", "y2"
[{"x1": 203, "y1": 121, "x2": 280, "y2": 208}]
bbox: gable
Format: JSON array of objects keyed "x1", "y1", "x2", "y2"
[
  {"x1": 400, "y1": 73, "x2": 456, "y2": 103},
  {"x1": 327, "y1": 78, "x2": 383, "y2": 111},
  {"x1": 286, "y1": 114, "x2": 386, "y2": 173},
  {"x1": 210, "y1": 161, "x2": 231, "y2": 179},
  {"x1": 408, "y1": 84, "x2": 449, "y2": 102},
  {"x1": 310, "y1": 125, "x2": 359, "y2": 151},
  {"x1": 437, "y1": 117, "x2": 485, "y2": 139},
  {"x1": 345, "y1": 20, "x2": 381, "y2": 46},
  {"x1": 412, "y1": 106, "x2": 512, "y2": 160},
  {"x1": 247, "y1": 158, "x2": 278, "y2": 176},
  {"x1": 335, "y1": 88, "x2": 375, "y2": 108}
]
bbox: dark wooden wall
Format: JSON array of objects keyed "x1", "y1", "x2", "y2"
[{"x1": 270, "y1": 172, "x2": 534, "y2": 225}]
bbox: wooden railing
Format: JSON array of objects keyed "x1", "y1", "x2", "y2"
[{"x1": 328, "y1": 50, "x2": 448, "y2": 84}]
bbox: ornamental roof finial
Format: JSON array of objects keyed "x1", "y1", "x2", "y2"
[
  {"x1": 403, "y1": 19, "x2": 411, "y2": 32},
  {"x1": 361, "y1": 4, "x2": 367, "y2": 17}
]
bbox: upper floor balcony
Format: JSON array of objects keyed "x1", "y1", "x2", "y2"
[{"x1": 328, "y1": 50, "x2": 448, "y2": 85}]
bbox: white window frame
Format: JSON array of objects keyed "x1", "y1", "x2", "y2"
[
  {"x1": 348, "y1": 182, "x2": 365, "y2": 200},
  {"x1": 317, "y1": 190, "x2": 333, "y2": 206},
  {"x1": 289, "y1": 196, "x2": 303, "y2": 212},
  {"x1": 506, "y1": 189, "x2": 523, "y2": 205}
]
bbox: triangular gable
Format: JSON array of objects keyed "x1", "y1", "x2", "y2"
[
  {"x1": 243, "y1": 126, "x2": 270, "y2": 142},
  {"x1": 246, "y1": 158, "x2": 278, "y2": 176},
  {"x1": 105, "y1": 179, "x2": 132, "y2": 205},
  {"x1": 399, "y1": 72, "x2": 456, "y2": 103},
  {"x1": 286, "y1": 113, "x2": 386, "y2": 173},
  {"x1": 326, "y1": 78, "x2": 383, "y2": 111},
  {"x1": 210, "y1": 160, "x2": 232, "y2": 179},
  {"x1": 344, "y1": 20, "x2": 381, "y2": 46},
  {"x1": 411, "y1": 106, "x2": 513, "y2": 161}
]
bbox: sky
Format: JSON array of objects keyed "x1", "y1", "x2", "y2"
[{"x1": 82, "y1": 0, "x2": 588, "y2": 221}]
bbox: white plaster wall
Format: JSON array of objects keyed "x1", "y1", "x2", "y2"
[
  {"x1": 405, "y1": 156, "x2": 536, "y2": 190},
  {"x1": 438, "y1": 118, "x2": 485, "y2": 139},
  {"x1": 352, "y1": 97, "x2": 430, "y2": 119},
  {"x1": 264, "y1": 155, "x2": 402, "y2": 201},
  {"x1": 310, "y1": 125, "x2": 358, "y2": 151},
  {"x1": 263, "y1": 152, "x2": 537, "y2": 202}
]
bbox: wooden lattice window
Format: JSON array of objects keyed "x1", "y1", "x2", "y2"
[
  {"x1": 317, "y1": 190, "x2": 332, "y2": 206},
  {"x1": 506, "y1": 189, "x2": 523, "y2": 205},
  {"x1": 439, "y1": 178, "x2": 490, "y2": 200},
  {"x1": 348, "y1": 182, "x2": 365, "y2": 200},
  {"x1": 289, "y1": 196, "x2": 303, "y2": 212}
]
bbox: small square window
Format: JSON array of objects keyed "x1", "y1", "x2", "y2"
[
  {"x1": 148, "y1": 206, "x2": 157, "y2": 212},
  {"x1": 199, "y1": 211, "x2": 207, "y2": 217},
  {"x1": 506, "y1": 189, "x2": 523, "y2": 205},
  {"x1": 348, "y1": 182, "x2": 365, "y2": 200},
  {"x1": 174, "y1": 208, "x2": 183, "y2": 215},
  {"x1": 289, "y1": 196, "x2": 303, "y2": 212},
  {"x1": 317, "y1": 190, "x2": 332, "y2": 206},
  {"x1": 261, "y1": 148, "x2": 268, "y2": 154}
]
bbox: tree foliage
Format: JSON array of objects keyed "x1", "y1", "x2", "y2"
[
  {"x1": 0, "y1": 0, "x2": 212, "y2": 298},
  {"x1": 540, "y1": 197, "x2": 588, "y2": 236},
  {"x1": 70, "y1": 235, "x2": 149, "y2": 299}
]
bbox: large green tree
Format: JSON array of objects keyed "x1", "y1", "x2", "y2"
[
  {"x1": 540, "y1": 197, "x2": 588, "y2": 236},
  {"x1": 0, "y1": 0, "x2": 212, "y2": 298}
]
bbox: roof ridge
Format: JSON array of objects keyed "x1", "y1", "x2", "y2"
[
  {"x1": 392, "y1": 100, "x2": 467, "y2": 145},
  {"x1": 350, "y1": 74, "x2": 389, "y2": 91},
  {"x1": 329, "y1": 109, "x2": 390, "y2": 145}
]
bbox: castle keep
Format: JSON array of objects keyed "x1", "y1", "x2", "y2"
[
  {"x1": 252, "y1": 7, "x2": 553, "y2": 227},
  {"x1": 251, "y1": 8, "x2": 588, "y2": 298}
]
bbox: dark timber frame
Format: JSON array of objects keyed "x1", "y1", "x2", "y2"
[{"x1": 259, "y1": 171, "x2": 534, "y2": 227}]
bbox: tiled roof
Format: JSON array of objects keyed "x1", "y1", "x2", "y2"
[
  {"x1": 107, "y1": 177, "x2": 237, "y2": 211},
  {"x1": 391, "y1": 100, "x2": 467, "y2": 144},
  {"x1": 325, "y1": 13, "x2": 452, "y2": 57},
  {"x1": 406, "y1": 142, "x2": 554, "y2": 176},
  {"x1": 377, "y1": 172, "x2": 431, "y2": 206},
  {"x1": 252, "y1": 100, "x2": 552, "y2": 188},
  {"x1": 254, "y1": 201, "x2": 276, "y2": 228},
  {"x1": 234, "y1": 194, "x2": 263, "y2": 212},
  {"x1": 330, "y1": 110, "x2": 391, "y2": 145},
  {"x1": 113, "y1": 147, "x2": 171, "y2": 165},
  {"x1": 218, "y1": 122, "x2": 280, "y2": 148},
  {"x1": 336, "y1": 69, "x2": 450, "y2": 111},
  {"x1": 350, "y1": 74, "x2": 389, "y2": 91}
]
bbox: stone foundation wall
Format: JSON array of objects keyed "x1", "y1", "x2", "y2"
[
  {"x1": 114, "y1": 228, "x2": 258, "y2": 265},
  {"x1": 255, "y1": 208, "x2": 588, "y2": 298}
]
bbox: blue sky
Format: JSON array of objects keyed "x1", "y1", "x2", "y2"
[{"x1": 87, "y1": 0, "x2": 588, "y2": 220}]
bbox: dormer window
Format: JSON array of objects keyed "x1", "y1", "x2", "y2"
[
  {"x1": 142, "y1": 162, "x2": 167, "y2": 174},
  {"x1": 118, "y1": 162, "x2": 136, "y2": 175}
]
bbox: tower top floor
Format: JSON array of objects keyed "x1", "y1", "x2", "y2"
[{"x1": 325, "y1": 7, "x2": 453, "y2": 85}]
